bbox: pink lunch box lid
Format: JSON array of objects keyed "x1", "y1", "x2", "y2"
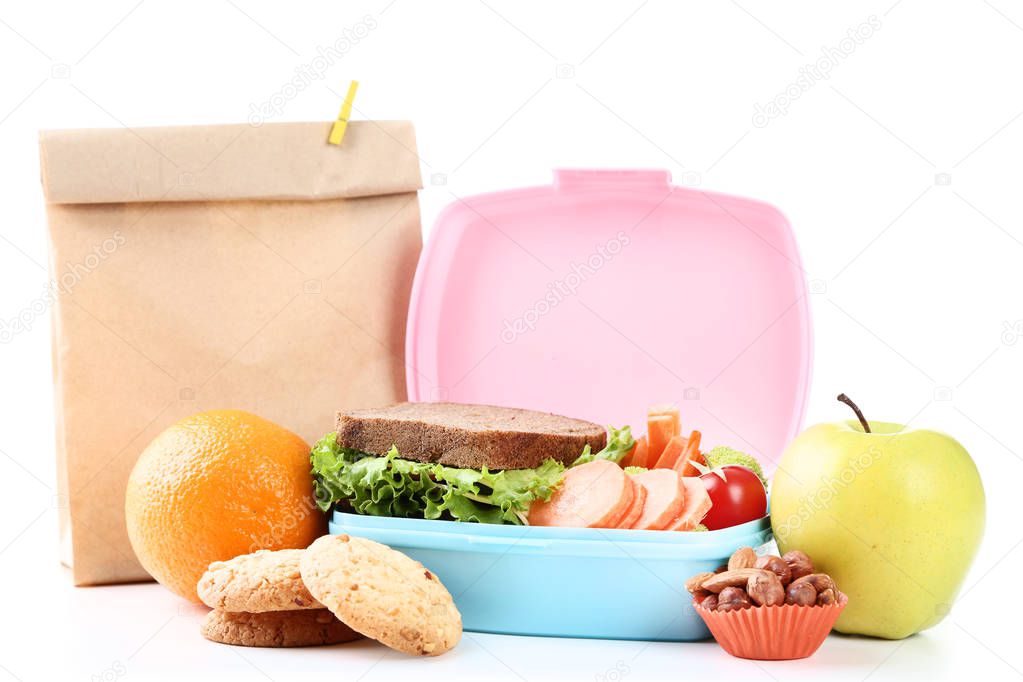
[{"x1": 405, "y1": 169, "x2": 811, "y2": 470}]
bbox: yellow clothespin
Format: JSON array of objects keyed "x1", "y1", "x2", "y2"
[{"x1": 328, "y1": 80, "x2": 359, "y2": 145}]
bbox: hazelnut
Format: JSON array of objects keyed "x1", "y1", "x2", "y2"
[
  {"x1": 782, "y1": 550, "x2": 814, "y2": 580},
  {"x1": 746, "y1": 571, "x2": 785, "y2": 606},
  {"x1": 817, "y1": 588, "x2": 838, "y2": 606},
  {"x1": 716, "y1": 586, "x2": 751, "y2": 612},
  {"x1": 728, "y1": 546, "x2": 757, "y2": 571},
  {"x1": 784, "y1": 581, "x2": 817, "y2": 606},
  {"x1": 754, "y1": 555, "x2": 793, "y2": 586},
  {"x1": 698, "y1": 593, "x2": 718, "y2": 611},
  {"x1": 792, "y1": 573, "x2": 836, "y2": 594}
]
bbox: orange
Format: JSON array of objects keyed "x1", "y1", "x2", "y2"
[{"x1": 125, "y1": 410, "x2": 326, "y2": 602}]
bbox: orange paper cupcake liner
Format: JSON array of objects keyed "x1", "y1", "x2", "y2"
[{"x1": 694, "y1": 594, "x2": 848, "y2": 661}]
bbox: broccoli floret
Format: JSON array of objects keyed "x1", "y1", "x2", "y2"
[
  {"x1": 691, "y1": 524, "x2": 708, "y2": 532},
  {"x1": 703, "y1": 446, "x2": 767, "y2": 486}
]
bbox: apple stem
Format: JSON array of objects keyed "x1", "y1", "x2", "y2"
[{"x1": 837, "y1": 394, "x2": 871, "y2": 433}]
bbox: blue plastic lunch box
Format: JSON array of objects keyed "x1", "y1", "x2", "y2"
[{"x1": 329, "y1": 512, "x2": 772, "y2": 641}]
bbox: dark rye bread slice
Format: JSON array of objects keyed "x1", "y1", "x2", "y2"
[{"x1": 336, "y1": 402, "x2": 608, "y2": 470}]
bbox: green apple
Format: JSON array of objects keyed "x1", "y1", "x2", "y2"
[{"x1": 771, "y1": 394, "x2": 985, "y2": 639}]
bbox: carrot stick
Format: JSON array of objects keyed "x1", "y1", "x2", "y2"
[
  {"x1": 623, "y1": 435, "x2": 649, "y2": 468},
  {"x1": 675, "y1": 431, "x2": 704, "y2": 476},
  {"x1": 647, "y1": 415, "x2": 675, "y2": 466},
  {"x1": 654, "y1": 434, "x2": 688, "y2": 469},
  {"x1": 648, "y1": 404, "x2": 680, "y2": 437},
  {"x1": 680, "y1": 450, "x2": 705, "y2": 477}
]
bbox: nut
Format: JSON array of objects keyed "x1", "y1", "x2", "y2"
[
  {"x1": 698, "y1": 593, "x2": 718, "y2": 611},
  {"x1": 684, "y1": 572, "x2": 715, "y2": 594},
  {"x1": 792, "y1": 573, "x2": 836, "y2": 594},
  {"x1": 785, "y1": 581, "x2": 817, "y2": 606},
  {"x1": 697, "y1": 550, "x2": 839, "y2": 610},
  {"x1": 701, "y1": 568, "x2": 773, "y2": 593},
  {"x1": 728, "y1": 546, "x2": 757, "y2": 570},
  {"x1": 782, "y1": 550, "x2": 814, "y2": 580},
  {"x1": 716, "y1": 586, "x2": 751, "y2": 612},
  {"x1": 754, "y1": 555, "x2": 793, "y2": 586},
  {"x1": 746, "y1": 571, "x2": 785, "y2": 606}
]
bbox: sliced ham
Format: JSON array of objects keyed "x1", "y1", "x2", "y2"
[
  {"x1": 529, "y1": 460, "x2": 634, "y2": 528},
  {"x1": 668, "y1": 477, "x2": 713, "y2": 531},
  {"x1": 628, "y1": 469, "x2": 686, "y2": 530},
  {"x1": 612, "y1": 477, "x2": 647, "y2": 528}
]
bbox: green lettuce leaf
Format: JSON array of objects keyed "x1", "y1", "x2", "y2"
[
  {"x1": 310, "y1": 433, "x2": 566, "y2": 525},
  {"x1": 571, "y1": 425, "x2": 636, "y2": 467}
]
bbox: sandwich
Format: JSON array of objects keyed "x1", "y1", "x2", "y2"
[{"x1": 310, "y1": 402, "x2": 634, "y2": 525}]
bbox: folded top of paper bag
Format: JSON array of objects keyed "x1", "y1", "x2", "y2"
[{"x1": 39, "y1": 120, "x2": 421, "y2": 204}]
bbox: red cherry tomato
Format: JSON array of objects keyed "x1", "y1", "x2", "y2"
[{"x1": 699, "y1": 465, "x2": 767, "y2": 530}]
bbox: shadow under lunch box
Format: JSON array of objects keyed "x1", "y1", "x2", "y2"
[
  {"x1": 329, "y1": 169, "x2": 809, "y2": 641},
  {"x1": 330, "y1": 512, "x2": 773, "y2": 641}
]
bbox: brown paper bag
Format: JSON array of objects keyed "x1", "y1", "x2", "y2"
[{"x1": 39, "y1": 121, "x2": 422, "y2": 585}]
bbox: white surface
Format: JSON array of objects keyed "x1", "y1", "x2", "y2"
[
  {"x1": 2, "y1": 1, "x2": 1022, "y2": 680},
  {"x1": 17, "y1": 566, "x2": 1012, "y2": 682}
]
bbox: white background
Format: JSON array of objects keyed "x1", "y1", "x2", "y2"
[{"x1": 2, "y1": 1, "x2": 1022, "y2": 680}]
